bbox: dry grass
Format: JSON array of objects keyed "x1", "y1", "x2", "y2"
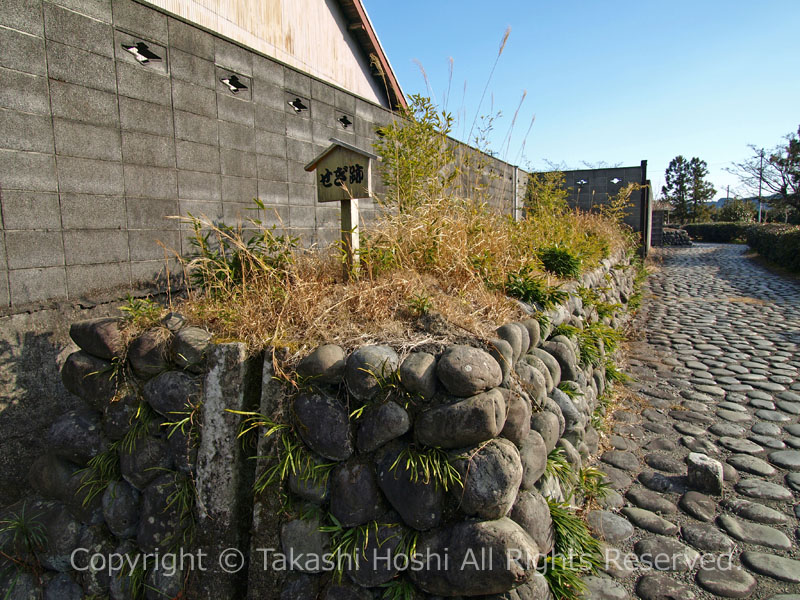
[{"x1": 172, "y1": 196, "x2": 632, "y2": 367}]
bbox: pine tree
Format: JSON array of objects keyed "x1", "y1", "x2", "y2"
[
  {"x1": 688, "y1": 157, "x2": 716, "y2": 221},
  {"x1": 662, "y1": 156, "x2": 690, "y2": 223}
]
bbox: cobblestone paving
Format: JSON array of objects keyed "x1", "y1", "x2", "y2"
[{"x1": 587, "y1": 244, "x2": 800, "y2": 600}]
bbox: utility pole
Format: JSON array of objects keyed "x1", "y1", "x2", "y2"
[{"x1": 758, "y1": 148, "x2": 764, "y2": 223}]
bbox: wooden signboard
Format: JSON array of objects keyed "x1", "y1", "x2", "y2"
[{"x1": 305, "y1": 139, "x2": 379, "y2": 279}]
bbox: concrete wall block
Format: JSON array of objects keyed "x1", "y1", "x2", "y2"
[
  {"x1": 178, "y1": 199, "x2": 222, "y2": 224},
  {"x1": 66, "y1": 261, "x2": 131, "y2": 298},
  {"x1": 214, "y1": 38, "x2": 252, "y2": 76},
  {"x1": 126, "y1": 197, "x2": 179, "y2": 229},
  {"x1": 286, "y1": 138, "x2": 313, "y2": 163},
  {"x1": 9, "y1": 266, "x2": 67, "y2": 304},
  {"x1": 1, "y1": 0, "x2": 44, "y2": 36},
  {"x1": 217, "y1": 94, "x2": 254, "y2": 127},
  {"x1": 1, "y1": 191, "x2": 61, "y2": 229},
  {"x1": 252, "y1": 80, "x2": 285, "y2": 112},
  {"x1": 221, "y1": 201, "x2": 258, "y2": 224},
  {"x1": 171, "y1": 79, "x2": 217, "y2": 119},
  {"x1": 124, "y1": 164, "x2": 177, "y2": 200},
  {"x1": 56, "y1": 155, "x2": 123, "y2": 195},
  {"x1": 221, "y1": 176, "x2": 257, "y2": 204},
  {"x1": 47, "y1": 40, "x2": 116, "y2": 93},
  {"x1": 46, "y1": 0, "x2": 112, "y2": 22},
  {"x1": 5, "y1": 230, "x2": 64, "y2": 269},
  {"x1": 116, "y1": 60, "x2": 171, "y2": 105},
  {"x1": 0, "y1": 68, "x2": 50, "y2": 115},
  {"x1": 253, "y1": 104, "x2": 285, "y2": 134},
  {"x1": 63, "y1": 229, "x2": 128, "y2": 264},
  {"x1": 288, "y1": 182, "x2": 315, "y2": 207},
  {"x1": 130, "y1": 257, "x2": 179, "y2": 288},
  {"x1": 43, "y1": 2, "x2": 113, "y2": 57},
  {"x1": 252, "y1": 54, "x2": 283, "y2": 87},
  {"x1": 256, "y1": 154, "x2": 287, "y2": 182},
  {"x1": 49, "y1": 80, "x2": 119, "y2": 126},
  {"x1": 175, "y1": 140, "x2": 220, "y2": 174},
  {"x1": 168, "y1": 16, "x2": 214, "y2": 60},
  {"x1": 284, "y1": 68, "x2": 311, "y2": 98},
  {"x1": 311, "y1": 101, "x2": 334, "y2": 126},
  {"x1": 218, "y1": 120, "x2": 255, "y2": 152},
  {"x1": 121, "y1": 130, "x2": 175, "y2": 168},
  {"x1": 0, "y1": 109, "x2": 54, "y2": 153},
  {"x1": 170, "y1": 48, "x2": 216, "y2": 88},
  {"x1": 128, "y1": 229, "x2": 179, "y2": 261},
  {"x1": 0, "y1": 26, "x2": 47, "y2": 76},
  {"x1": 255, "y1": 129, "x2": 285, "y2": 158},
  {"x1": 260, "y1": 203, "x2": 288, "y2": 227},
  {"x1": 316, "y1": 226, "x2": 339, "y2": 248},
  {"x1": 334, "y1": 88, "x2": 356, "y2": 114},
  {"x1": 287, "y1": 160, "x2": 313, "y2": 185},
  {"x1": 256, "y1": 180, "x2": 288, "y2": 206},
  {"x1": 173, "y1": 110, "x2": 218, "y2": 146},
  {"x1": 311, "y1": 79, "x2": 335, "y2": 105},
  {"x1": 354, "y1": 114, "x2": 377, "y2": 139},
  {"x1": 53, "y1": 118, "x2": 121, "y2": 161},
  {"x1": 118, "y1": 96, "x2": 174, "y2": 137},
  {"x1": 111, "y1": 0, "x2": 168, "y2": 44},
  {"x1": 315, "y1": 204, "x2": 339, "y2": 228},
  {"x1": 285, "y1": 114, "x2": 313, "y2": 142},
  {"x1": 0, "y1": 272, "x2": 8, "y2": 307},
  {"x1": 0, "y1": 149, "x2": 57, "y2": 192},
  {"x1": 220, "y1": 148, "x2": 256, "y2": 178},
  {"x1": 215, "y1": 68, "x2": 251, "y2": 102},
  {"x1": 288, "y1": 205, "x2": 315, "y2": 229},
  {"x1": 178, "y1": 170, "x2": 220, "y2": 201},
  {"x1": 312, "y1": 121, "x2": 336, "y2": 148},
  {"x1": 61, "y1": 193, "x2": 127, "y2": 230}
]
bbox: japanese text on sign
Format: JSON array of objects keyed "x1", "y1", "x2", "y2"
[{"x1": 319, "y1": 164, "x2": 365, "y2": 188}]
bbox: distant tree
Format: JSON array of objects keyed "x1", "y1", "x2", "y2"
[
  {"x1": 662, "y1": 156, "x2": 691, "y2": 223},
  {"x1": 688, "y1": 157, "x2": 716, "y2": 220},
  {"x1": 718, "y1": 198, "x2": 755, "y2": 222},
  {"x1": 729, "y1": 125, "x2": 800, "y2": 213}
]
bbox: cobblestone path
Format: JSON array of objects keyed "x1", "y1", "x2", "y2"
[{"x1": 585, "y1": 244, "x2": 800, "y2": 600}]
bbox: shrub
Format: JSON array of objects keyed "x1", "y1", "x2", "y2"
[
  {"x1": 681, "y1": 222, "x2": 749, "y2": 243},
  {"x1": 745, "y1": 224, "x2": 800, "y2": 272},
  {"x1": 538, "y1": 246, "x2": 581, "y2": 278},
  {"x1": 718, "y1": 198, "x2": 756, "y2": 222}
]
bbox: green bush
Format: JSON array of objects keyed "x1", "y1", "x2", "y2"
[
  {"x1": 538, "y1": 246, "x2": 581, "y2": 278},
  {"x1": 681, "y1": 222, "x2": 749, "y2": 243},
  {"x1": 745, "y1": 224, "x2": 800, "y2": 272}
]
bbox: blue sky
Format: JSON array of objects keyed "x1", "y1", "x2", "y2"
[{"x1": 363, "y1": 0, "x2": 800, "y2": 200}]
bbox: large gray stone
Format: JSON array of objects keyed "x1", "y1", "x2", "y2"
[
  {"x1": 293, "y1": 392, "x2": 353, "y2": 461},
  {"x1": 48, "y1": 408, "x2": 106, "y2": 465},
  {"x1": 128, "y1": 328, "x2": 172, "y2": 379},
  {"x1": 530, "y1": 348, "x2": 561, "y2": 387},
  {"x1": 542, "y1": 341, "x2": 579, "y2": 382},
  {"x1": 119, "y1": 435, "x2": 171, "y2": 490},
  {"x1": 518, "y1": 430, "x2": 547, "y2": 489},
  {"x1": 399, "y1": 351, "x2": 437, "y2": 398},
  {"x1": 280, "y1": 516, "x2": 330, "y2": 573},
  {"x1": 102, "y1": 480, "x2": 140, "y2": 539},
  {"x1": 60, "y1": 350, "x2": 117, "y2": 410},
  {"x1": 500, "y1": 388, "x2": 531, "y2": 446},
  {"x1": 740, "y1": 551, "x2": 800, "y2": 583},
  {"x1": 686, "y1": 452, "x2": 723, "y2": 495},
  {"x1": 521, "y1": 318, "x2": 541, "y2": 349},
  {"x1": 137, "y1": 474, "x2": 187, "y2": 552},
  {"x1": 344, "y1": 521, "x2": 402, "y2": 587},
  {"x1": 717, "y1": 514, "x2": 792, "y2": 551},
  {"x1": 681, "y1": 523, "x2": 735, "y2": 553},
  {"x1": 142, "y1": 370, "x2": 201, "y2": 418},
  {"x1": 515, "y1": 361, "x2": 547, "y2": 403},
  {"x1": 626, "y1": 487, "x2": 677, "y2": 515},
  {"x1": 523, "y1": 353, "x2": 554, "y2": 392},
  {"x1": 633, "y1": 537, "x2": 699, "y2": 571},
  {"x1": 36, "y1": 503, "x2": 83, "y2": 572},
  {"x1": 768, "y1": 450, "x2": 800, "y2": 470},
  {"x1": 587, "y1": 510, "x2": 634, "y2": 544},
  {"x1": 582, "y1": 575, "x2": 629, "y2": 600},
  {"x1": 70, "y1": 317, "x2": 124, "y2": 360},
  {"x1": 635, "y1": 573, "x2": 696, "y2": 600},
  {"x1": 171, "y1": 326, "x2": 212, "y2": 372},
  {"x1": 345, "y1": 345, "x2": 400, "y2": 401},
  {"x1": 43, "y1": 573, "x2": 82, "y2": 600},
  {"x1": 437, "y1": 345, "x2": 503, "y2": 397},
  {"x1": 696, "y1": 566, "x2": 757, "y2": 599},
  {"x1": 415, "y1": 389, "x2": 505, "y2": 448},
  {"x1": 454, "y1": 438, "x2": 523, "y2": 519},
  {"x1": 735, "y1": 478, "x2": 793, "y2": 501},
  {"x1": 529, "y1": 410, "x2": 560, "y2": 452},
  {"x1": 721, "y1": 497, "x2": 789, "y2": 524},
  {"x1": 329, "y1": 459, "x2": 383, "y2": 527},
  {"x1": 497, "y1": 323, "x2": 523, "y2": 362},
  {"x1": 297, "y1": 344, "x2": 346, "y2": 385},
  {"x1": 620, "y1": 507, "x2": 678, "y2": 536},
  {"x1": 356, "y1": 401, "x2": 410, "y2": 453},
  {"x1": 510, "y1": 490, "x2": 554, "y2": 554},
  {"x1": 409, "y1": 518, "x2": 538, "y2": 596},
  {"x1": 678, "y1": 491, "x2": 715, "y2": 522}
]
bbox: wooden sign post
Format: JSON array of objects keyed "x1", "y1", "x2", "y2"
[{"x1": 305, "y1": 139, "x2": 378, "y2": 280}]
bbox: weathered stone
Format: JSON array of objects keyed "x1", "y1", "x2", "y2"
[
  {"x1": 721, "y1": 497, "x2": 789, "y2": 524},
  {"x1": 142, "y1": 370, "x2": 201, "y2": 418},
  {"x1": 102, "y1": 480, "x2": 140, "y2": 539},
  {"x1": 329, "y1": 459, "x2": 384, "y2": 527},
  {"x1": 727, "y1": 454, "x2": 775, "y2": 476},
  {"x1": 621, "y1": 507, "x2": 678, "y2": 536},
  {"x1": 120, "y1": 435, "x2": 171, "y2": 490},
  {"x1": 531, "y1": 348, "x2": 561, "y2": 387},
  {"x1": 345, "y1": 345, "x2": 400, "y2": 401},
  {"x1": 748, "y1": 433, "x2": 785, "y2": 449},
  {"x1": 399, "y1": 351, "x2": 438, "y2": 398},
  {"x1": 454, "y1": 438, "x2": 523, "y2": 519},
  {"x1": 735, "y1": 478, "x2": 793, "y2": 501},
  {"x1": 415, "y1": 389, "x2": 505, "y2": 448},
  {"x1": 601, "y1": 450, "x2": 639, "y2": 472},
  {"x1": 551, "y1": 387, "x2": 584, "y2": 431},
  {"x1": 293, "y1": 392, "x2": 353, "y2": 461},
  {"x1": 740, "y1": 551, "x2": 800, "y2": 583},
  {"x1": 60, "y1": 351, "x2": 117, "y2": 410},
  {"x1": 769, "y1": 449, "x2": 800, "y2": 470},
  {"x1": 582, "y1": 575, "x2": 629, "y2": 600},
  {"x1": 601, "y1": 465, "x2": 633, "y2": 490},
  {"x1": 587, "y1": 510, "x2": 634, "y2": 544},
  {"x1": 145, "y1": 562, "x2": 183, "y2": 600},
  {"x1": 137, "y1": 474, "x2": 186, "y2": 552},
  {"x1": 70, "y1": 317, "x2": 125, "y2": 360},
  {"x1": 436, "y1": 345, "x2": 502, "y2": 397},
  {"x1": 524, "y1": 353, "x2": 554, "y2": 392},
  {"x1": 288, "y1": 453, "x2": 330, "y2": 505},
  {"x1": 279, "y1": 574, "x2": 320, "y2": 600},
  {"x1": 633, "y1": 537, "x2": 699, "y2": 571},
  {"x1": 48, "y1": 408, "x2": 106, "y2": 465},
  {"x1": 637, "y1": 471, "x2": 684, "y2": 495},
  {"x1": 529, "y1": 411, "x2": 559, "y2": 453},
  {"x1": 558, "y1": 438, "x2": 582, "y2": 471},
  {"x1": 518, "y1": 430, "x2": 547, "y2": 489},
  {"x1": 717, "y1": 514, "x2": 792, "y2": 551},
  {"x1": 510, "y1": 490, "x2": 554, "y2": 554},
  {"x1": 43, "y1": 573, "x2": 82, "y2": 600},
  {"x1": 644, "y1": 453, "x2": 685, "y2": 474},
  {"x1": 515, "y1": 361, "x2": 547, "y2": 403},
  {"x1": 521, "y1": 319, "x2": 541, "y2": 349},
  {"x1": 36, "y1": 503, "x2": 83, "y2": 572},
  {"x1": 102, "y1": 390, "x2": 139, "y2": 441},
  {"x1": 356, "y1": 401, "x2": 410, "y2": 453},
  {"x1": 409, "y1": 518, "x2": 538, "y2": 596},
  {"x1": 626, "y1": 487, "x2": 677, "y2": 514},
  {"x1": 171, "y1": 326, "x2": 212, "y2": 372},
  {"x1": 696, "y1": 566, "x2": 757, "y2": 598},
  {"x1": 497, "y1": 323, "x2": 523, "y2": 362},
  {"x1": 280, "y1": 516, "x2": 330, "y2": 573},
  {"x1": 375, "y1": 443, "x2": 443, "y2": 531},
  {"x1": 681, "y1": 522, "x2": 735, "y2": 553},
  {"x1": 686, "y1": 452, "x2": 723, "y2": 495},
  {"x1": 296, "y1": 344, "x2": 347, "y2": 385},
  {"x1": 128, "y1": 329, "x2": 172, "y2": 379},
  {"x1": 542, "y1": 341, "x2": 579, "y2": 381},
  {"x1": 635, "y1": 573, "x2": 696, "y2": 600},
  {"x1": 345, "y1": 521, "x2": 402, "y2": 587},
  {"x1": 543, "y1": 397, "x2": 566, "y2": 437},
  {"x1": 500, "y1": 389, "x2": 531, "y2": 446}
]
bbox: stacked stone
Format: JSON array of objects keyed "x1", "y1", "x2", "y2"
[
  {"x1": 661, "y1": 228, "x2": 692, "y2": 246},
  {"x1": 276, "y1": 256, "x2": 637, "y2": 599},
  {"x1": 0, "y1": 314, "x2": 212, "y2": 599}
]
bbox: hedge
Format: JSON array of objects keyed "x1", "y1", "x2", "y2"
[
  {"x1": 681, "y1": 222, "x2": 750, "y2": 243},
  {"x1": 745, "y1": 224, "x2": 800, "y2": 272}
]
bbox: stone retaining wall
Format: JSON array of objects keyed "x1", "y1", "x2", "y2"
[{"x1": 0, "y1": 251, "x2": 637, "y2": 599}]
